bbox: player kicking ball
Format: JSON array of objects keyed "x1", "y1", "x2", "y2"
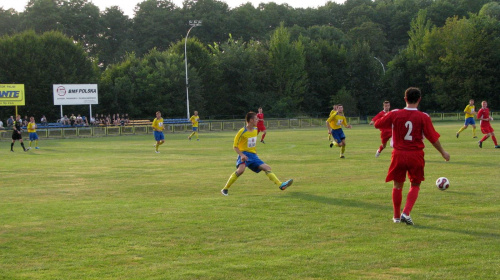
[{"x1": 221, "y1": 111, "x2": 293, "y2": 196}]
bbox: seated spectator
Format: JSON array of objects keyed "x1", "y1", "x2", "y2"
[
  {"x1": 76, "y1": 114, "x2": 83, "y2": 125},
  {"x1": 82, "y1": 115, "x2": 88, "y2": 126},
  {"x1": 124, "y1": 113, "x2": 130, "y2": 124},
  {"x1": 69, "y1": 114, "x2": 76, "y2": 126},
  {"x1": 41, "y1": 115, "x2": 48, "y2": 126},
  {"x1": 61, "y1": 115, "x2": 69, "y2": 125}
]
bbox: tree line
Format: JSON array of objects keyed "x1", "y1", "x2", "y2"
[{"x1": 1, "y1": 0, "x2": 500, "y2": 120}]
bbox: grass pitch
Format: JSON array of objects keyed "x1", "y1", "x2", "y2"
[{"x1": 0, "y1": 123, "x2": 499, "y2": 279}]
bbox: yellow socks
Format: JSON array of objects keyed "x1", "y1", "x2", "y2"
[
  {"x1": 457, "y1": 126, "x2": 466, "y2": 134},
  {"x1": 472, "y1": 127, "x2": 476, "y2": 137},
  {"x1": 341, "y1": 145, "x2": 345, "y2": 155},
  {"x1": 224, "y1": 171, "x2": 240, "y2": 189},
  {"x1": 265, "y1": 171, "x2": 281, "y2": 185}
]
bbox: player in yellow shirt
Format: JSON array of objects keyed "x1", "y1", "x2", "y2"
[
  {"x1": 27, "y1": 116, "x2": 40, "y2": 150},
  {"x1": 152, "y1": 111, "x2": 165, "y2": 153},
  {"x1": 328, "y1": 105, "x2": 338, "y2": 142},
  {"x1": 188, "y1": 111, "x2": 200, "y2": 141},
  {"x1": 221, "y1": 111, "x2": 293, "y2": 196},
  {"x1": 456, "y1": 99, "x2": 477, "y2": 138},
  {"x1": 326, "y1": 104, "x2": 352, "y2": 158}
]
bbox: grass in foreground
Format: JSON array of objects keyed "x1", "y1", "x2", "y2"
[{"x1": 0, "y1": 123, "x2": 499, "y2": 279}]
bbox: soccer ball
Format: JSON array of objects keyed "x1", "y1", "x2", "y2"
[{"x1": 436, "y1": 177, "x2": 450, "y2": 191}]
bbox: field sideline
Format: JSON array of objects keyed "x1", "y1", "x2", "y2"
[{"x1": 0, "y1": 123, "x2": 499, "y2": 279}]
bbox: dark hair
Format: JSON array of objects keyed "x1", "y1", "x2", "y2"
[
  {"x1": 383, "y1": 101, "x2": 390, "y2": 104},
  {"x1": 405, "y1": 87, "x2": 421, "y2": 104},
  {"x1": 246, "y1": 111, "x2": 257, "y2": 122}
]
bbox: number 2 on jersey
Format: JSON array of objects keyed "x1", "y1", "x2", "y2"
[{"x1": 404, "y1": 121, "x2": 413, "y2": 141}]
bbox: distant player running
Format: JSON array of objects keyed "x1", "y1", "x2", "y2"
[
  {"x1": 11, "y1": 115, "x2": 27, "y2": 152},
  {"x1": 188, "y1": 111, "x2": 200, "y2": 141},
  {"x1": 221, "y1": 111, "x2": 293, "y2": 196},
  {"x1": 456, "y1": 99, "x2": 477, "y2": 138},
  {"x1": 152, "y1": 111, "x2": 165, "y2": 153},
  {"x1": 27, "y1": 116, "x2": 40, "y2": 149},
  {"x1": 257, "y1": 107, "x2": 267, "y2": 143},
  {"x1": 328, "y1": 105, "x2": 338, "y2": 142},
  {"x1": 370, "y1": 101, "x2": 391, "y2": 157},
  {"x1": 326, "y1": 104, "x2": 351, "y2": 158},
  {"x1": 477, "y1": 101, "x2": 499, "y2": 148}
]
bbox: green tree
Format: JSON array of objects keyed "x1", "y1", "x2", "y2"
[
  {"x1": 0, "y1": 30, "x2": 98, "y2": 119},
  {"x1": 268, "y1": 23, "x2": 308, "y2": 116},
  {"x1": 0, "y1": 8, "x2": 21, "y2": 36}
]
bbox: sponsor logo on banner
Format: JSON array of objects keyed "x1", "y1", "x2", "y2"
[
  {"x1": 0, "y1": 84, "x2": 25, "y2": 106},
  {"x1": 53, "y1": 84, "x2": 98, "y2": 105}
]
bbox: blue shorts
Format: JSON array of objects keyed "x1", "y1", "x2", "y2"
[
  {"x1": 29, "y1": 133, "x2": 39, "y2": 141},
  {"x1": 236, "y1": 151, "x2": 265, "y2": 173},
  {"x1": 192, "y1": 127, "x2": 198, "y2": 131},
  {"x1": 331, "y1": 128, "x2": 346, "y2": 143},
  {"x1": 154, "y1": 131, "x2": 165, "y2": 141},
  {"x1": 464, "y1": 117, "x2": 475, "y2": 126}
]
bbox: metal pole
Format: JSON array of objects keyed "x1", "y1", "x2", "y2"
[
  {"x1": 374, "y1": 57, "x2": 386, "y2": 74},
  {"x1": 185, "y1": 26, "x2": 195, "y2": 120}
]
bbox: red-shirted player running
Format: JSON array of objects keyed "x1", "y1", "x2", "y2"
[
  {"x1": 257, "y1": 107, "x2": 267, "y2": 144},
  {"x1": 370, "y1": 101, "x2": 392, "y2": 157},
  {"x1": 477, "y1": 101, "x2": 500, "y2": 149},
  {"x1": 375, "y1": 87, "x2": 450, "y2": 225}
]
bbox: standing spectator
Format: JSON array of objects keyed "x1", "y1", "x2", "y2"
[
  {"x1": 7, "y1": 116, "x2": 14, "y2": 127},
  {"x1": 375, "y1": 87, "x2": 450, "y2": 225},
  {"x1": 27, "y1": 116, "x2": 40, "y2": 150},
  {"x1": 23, "y1": 115, "x2": 28, "y2": 127},
  {"x1": 0, "y1": 119, "x2": 3, "y2": 129},
  {"x1": 11, "y1": 115, "x2": 27, "y2": 152},
  {"x1": 41, "y1": 115, "x2": 48, "y2": 126},
  {"x1": 477, "y1": 100, "x2": 499, "y2": 148}
]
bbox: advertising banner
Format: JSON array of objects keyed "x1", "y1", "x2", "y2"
[
  {"x1": 53, "y1": 84, "x2": 98, "y2": 105},
  {"x1": 0, "y1": 84, "x2": 25, "y2": 106}
]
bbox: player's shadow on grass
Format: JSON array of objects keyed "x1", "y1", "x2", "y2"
[
  {"x1": 289, "y1": 191, "x2": 388, "y2": 211},
  {"x1": 414, "y1": 223, "x2": 499, "y2": 239}
]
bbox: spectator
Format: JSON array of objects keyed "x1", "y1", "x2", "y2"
[
  {"x1": 69, "y1": 114, "x2": 76, "y2": 126},
  {"x1": 41, "y1": 115, "x2": 48, "y2": 126},
  {"x1": 90, "y1": 115, "x2": 96, "y2": 126},
  {"x1": 76, "y1": 114, "x2": 83, "y2": 125},
  {"x1": 61, "y1": 115, "x2": 69, "y2": 125},
  {"x1": 82, "y1": 115, "x2": 88, "y2": 126},
  {"x1": 7, "y1": 116, "x2": 14, "y2": 127},
  {"x1": 0, "y1": 119, "x2": 4, "y2": 129},
  {"x1": 23, "y1": 115, "x2": 28, "y2": 127},
  {"x1": 124, "y1": 113, "x2": 130, "y2": 124}
]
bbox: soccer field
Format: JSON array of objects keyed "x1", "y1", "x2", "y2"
[{"x1": 1, "y1": 123, "x2": 499, "y2": 279}]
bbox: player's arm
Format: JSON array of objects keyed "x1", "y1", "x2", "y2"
[
  {"x1": 342, "y1": 118, "x2": 352, "y2": 129},
  {"x1": 374, "y1": 111, "x2": 393, "y2": 130},
  {"x1": 326, "y1": 115, "x2": 334, "y2": 133},
  {"x1": 152, "y1": 119, "x2": 159, "y2": 131},
  {"x1": 233, "y1": 129, "x2": 247, "y2": 161},
  {"x1": 431, "y1": 140, "x2": 450, "y2": 162}
]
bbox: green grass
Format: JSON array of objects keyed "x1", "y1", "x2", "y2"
[{"x1": 1, "y1": 123, "x2": 499, "y2": 279}]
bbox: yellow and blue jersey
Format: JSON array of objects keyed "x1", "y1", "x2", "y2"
[
  {"x1": 233, "y1": 126, "x2": 258, "y2": 154},
  {"x1": 329, "y1": 110, "x2": 337, "y2": 117},
  {"x1": 189, "y1": 115, "x2": 199, "y2": 127},
  {"x1": 27, "y1": 122, "x2": 36, "y2": 132},
  {"x1": 464, "y1": 105, "x2": 475, "y2": 119},
  {"x1": 327, "y1": 114, "x2": 347, "y2": 130},
  {"x1": 152, "y1": 118, "x2": 164, "y2": 131}
]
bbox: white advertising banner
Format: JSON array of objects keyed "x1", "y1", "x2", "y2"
[{"x1": 53, "y1": 84, "x2": 98, "y2": 105}]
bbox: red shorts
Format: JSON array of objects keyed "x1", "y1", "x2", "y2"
[
  {"x1": 380, "y1": 130, "x2": 392, "y2": 144},
  {"x1": 481, "y1": 123, "x2": 494, "y2": 134},
  {"x1": 386, "y1": 150, "x2": 425, "y2": 185},
  {"x1": 257, "y1": 124, "x2": 266, "y2": 132}
]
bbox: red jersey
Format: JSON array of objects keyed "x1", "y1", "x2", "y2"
[
  {"x1": 257, "y1": 113, "x2": 264, "y2": 126},
  {"x1": 372, "y1": 110, "x2": 391, "y2": 133},
  {"x1": 374, "y1": 108, "x2": 440, "y2": 151},
  {"x1": 477, "y1": 108, "x2": 490, "y2": 127}
]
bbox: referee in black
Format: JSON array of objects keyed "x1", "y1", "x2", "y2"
[{"x1": 11, "y1": 115, "x2": 27, "y2": 152}]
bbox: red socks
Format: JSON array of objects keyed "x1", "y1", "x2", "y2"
[
  {"x1": 261, "y1": 133, "x2": 266, "y2": 141},
  {"x1": 480, "y1": 135, "x2": 489, "y2": 142},
  {"x1": 378, "y1": 145, "x2": 385, "y2": 153},
  {"x1": 392, "y1": 188, "x2": 403, "y2": 219},
  {"x1": 402, "y1": 186, "x2": 420, "y2": 216},
  {"x1": 492, "y1": 135, "x2": 498, "y2": 146}
]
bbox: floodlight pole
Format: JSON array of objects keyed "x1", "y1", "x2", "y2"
[
  {"x1": 185, "y1": 20, "x2": 202, "y2": 119},
  {"x1": 374, "y1": 57, "x2": 386, "y2": 74}
]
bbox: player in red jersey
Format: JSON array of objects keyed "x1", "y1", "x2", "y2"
[
  {"x1": 477, "y1": 101, "x2": 499, "y2": 149},
  {"x1": 375, "y1": 87, "x2": 450, "y2": 225},
  {"x1": 370, "y1": 101, "x2": 392, "y2": 157},
  {"x1": 257, "y1": 107, "x2": 267, "y2": 144}
]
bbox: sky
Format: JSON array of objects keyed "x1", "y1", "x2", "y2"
[{"x1": 1, "y1": 0, "x2": 346, "y2": 17}]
